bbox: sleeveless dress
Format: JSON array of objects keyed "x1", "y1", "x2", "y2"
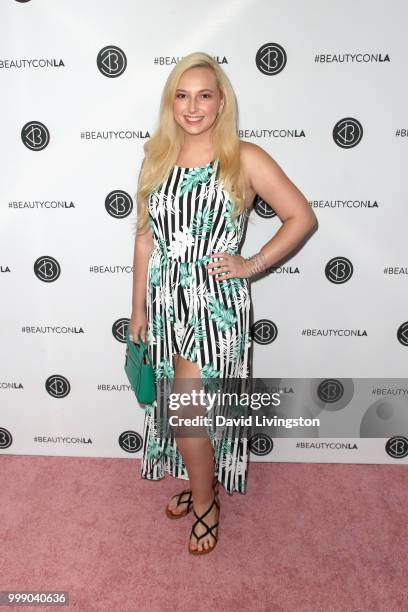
[{"x1": 140, "y1": 158, "x2": 252, "y2": 495}]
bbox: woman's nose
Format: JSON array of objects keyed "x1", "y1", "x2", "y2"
[{"x1": 188, "y1": 99, "x2": 198, "y2": 113}]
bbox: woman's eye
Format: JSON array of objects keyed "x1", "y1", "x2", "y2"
[{"x1": 176, "y1": 93, "x2": 211, "y2": 99}]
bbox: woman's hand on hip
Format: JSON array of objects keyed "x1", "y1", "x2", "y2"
[{"x1": 206, "y1": 252, "x2": 250, "y2": 281}]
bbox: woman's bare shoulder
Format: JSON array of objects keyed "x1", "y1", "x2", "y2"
[
  {"x1": 238, "y1": 140, "x2": 279, "y2": 201},
  {"x1": 239, "y1": 139, "x2": 275, "y2": 167}
]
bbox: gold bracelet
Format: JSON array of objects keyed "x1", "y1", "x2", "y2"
[{"x1": 243, "y1": 250, "x2": 268, "y2": 277}]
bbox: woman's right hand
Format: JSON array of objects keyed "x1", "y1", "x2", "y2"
[{"x1": 128, "y1": 307, "x2": 148, "y2": 344}]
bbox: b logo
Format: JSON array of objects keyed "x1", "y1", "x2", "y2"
[
  {"x1": 113, "y1": 318, "x2": 130, "y2": 343},
  {"x1": 317, "y1": 379, "x2": 344, "y2": 404},
  {"x1": 46, "y1": 375, "x2": 71, "y2": 399},
  {"x1": 251, "y1": 320, "x2": 278, "y2": 345},
  {"x1": 325, "y1": 257, "x2": 353, "y2": 284},
  {"x1": 105, "y1": 190, "x2": 133, "y2": 219},
  {"x1": 0, "y1": 428, "x2": 13, "y2": 449},
  {"x1": 21, "y1": 121, "x2": 50, "y2": 151},
  {"x1": 253, "y1": 195, "x2": 276, "y2": 219},
  {"x1": 333, "y1": 118, "x2": 363, "y2": 148},
  {"x1": 249, "y1": 433, "x2": 273, "y2": 455},
  {"x1": 385, "y1": 436, "x2": 408, "y2": 459},
  {"x1": 119, "y1": 431, "x2": 143, "y2": 453},
  {"x1": 397, "y1": 322, "x2": 408, "y2": 346},
  {"x1": 34, "y1": 256, "x2": 61, "y2": 282},
  {"x1": 255, "y1": 43, "x2": 287, "y2": 76},
  {"x1": 97, "y1": 46, "x2": 127, "y2": 78}
]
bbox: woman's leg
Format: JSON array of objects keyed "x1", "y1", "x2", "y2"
[{"x1": 169, "y1": 354, "x2": 220, "y2": 552}]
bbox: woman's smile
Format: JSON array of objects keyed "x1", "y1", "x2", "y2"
[{"x1": 184, "y1": 115, "x2": 204, "y2": 124}]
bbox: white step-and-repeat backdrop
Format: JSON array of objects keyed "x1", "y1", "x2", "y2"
[{"x1": 1, "y1": 0, "x2": 407, "y2": 465}]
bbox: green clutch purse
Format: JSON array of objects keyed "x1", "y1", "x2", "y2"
[{"x1": 124, "y1": 327, "x2": 156, "y2": 405}]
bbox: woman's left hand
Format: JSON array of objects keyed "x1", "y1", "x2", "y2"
[{"x1": 206, "y1": 252, "x2": 249, "y2": 280}]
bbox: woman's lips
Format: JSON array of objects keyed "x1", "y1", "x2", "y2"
[{"x1": 184, "y1": 116, "x2": 204, "y2": 124}]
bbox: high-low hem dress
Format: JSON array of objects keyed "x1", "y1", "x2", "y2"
[{"x1": 139, "y1": 158, "x2": 253, "y2": 496}]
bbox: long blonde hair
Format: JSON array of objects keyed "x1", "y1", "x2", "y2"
[{"x1": 135, "y1": 51, "x2": 247, "y2": 233}]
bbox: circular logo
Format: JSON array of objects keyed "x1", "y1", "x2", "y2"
[
  {"x1": 317, "y1": 379, "x2": 344, "y2": 409},
  {"x1": 113, "y1": 318, "x2": 130, "y2": 343},
  {"x1": 333, "y1": 117, "x2": 363, "y2": 148},
  {"x1": 325, "y1": 256, "x2": 353, "y2": 284},
  {"x1": 97, "y1": 46, "x2": 127, "y2": 78},
  {"x1": 311, "y1": 379, "x2": 354, "y2": 417},
  {"x1": 249, "y1": 433, "x2": 273, "y2": 456},
  {"x1": 34, "y1": 256, "x2": 61, "y2": 282},
  {"x1": 397, "y1": 321, "x2": 408, "y2": 346},
  {"x1": 253, "y1": 194, "x2": 276, "y2": 219},
  {"x1": 21, "y1": 121, "x2": 50, "y2": 151},
  {"x1": 0, "y1": 427, "x2": 13, "y2": 449},
  {"x1": 105, "y1": 190, "x2": 133, "y2": 219},
  {"x1": 119, "y1": 430, "x2": 143, "y2": 453},
  {"x1": 251, "y1": 319, "x2": 278, "y2": 345},
  {"x1": 385, "y1": 435, "x2": 408, "y2": 459},
  {"x1": 255, "y1": 43, "x2": 287, "y2": 76},
  {"x1": 45, "y1": 375, "x2": 71, "y2": 398}
]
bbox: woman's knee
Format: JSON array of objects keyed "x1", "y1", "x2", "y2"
[{"x1": 174, "y1": 354, "x2": 201, "y2": 380}]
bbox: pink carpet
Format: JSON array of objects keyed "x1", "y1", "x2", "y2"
[{"x1": 0, "y1": 456, "x2": 406, "y2": 612}]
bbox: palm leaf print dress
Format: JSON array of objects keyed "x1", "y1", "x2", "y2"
[{"x1": 140, "y1": 158, "x2": 252, "y2": 495}]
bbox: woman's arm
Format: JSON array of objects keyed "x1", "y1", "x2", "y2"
[
  {"x1": 241, "y1": 141, "x2": 317, "y2": 271},
  {"x1": 131, "y1": 220, "x2": 154, "y2": 315}
]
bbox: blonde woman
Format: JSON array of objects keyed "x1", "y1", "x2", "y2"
[{"x1": 129, "y1": 51, "x2": 317, "y2": 555}]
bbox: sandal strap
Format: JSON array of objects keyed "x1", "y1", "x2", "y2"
[
  {"x1": 171, "y1": 477, "x2": 219, "y2": 516},
  {"x1": 191, "y1": 496, "x2": 220, "y2": 543},
  {"x1": 174, "y1": 489, "x2": 193, "y2": 510},
  {"x1": 173, "y1": 479, "x2": 218, "y2": 508}
]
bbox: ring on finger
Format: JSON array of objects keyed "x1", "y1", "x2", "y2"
[
  {"x1": 213, "y1": 266, "x2": 229, "y2": 274},
  {"x1": 215, "y1": 271, "x2": 230, "y2": 279}
]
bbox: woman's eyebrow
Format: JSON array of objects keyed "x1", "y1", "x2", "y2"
[{"x1": 175, "y1": 88, "x2": 214, "y2": 93}]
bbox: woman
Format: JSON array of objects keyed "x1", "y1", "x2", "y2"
[{"x1": 129, "y1": 51, "x2": 317, "y2": 555}]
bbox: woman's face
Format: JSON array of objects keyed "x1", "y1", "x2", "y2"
[{"x1": 173, "y1": 66, "x2": 224, "y2": 136}]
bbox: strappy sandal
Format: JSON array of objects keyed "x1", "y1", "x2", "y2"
[
  {"x1": 165, "y1": 488, "x2": 193, "y2": 519},
  {"x1": 188, "y1": 493, "x2": 220, "y2": 555},
  {"x1": 165, "y1": 475, "x2": 219, "y2": 519}
]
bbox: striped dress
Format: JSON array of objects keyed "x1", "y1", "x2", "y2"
[{"x1": 140, "y1": 158, "x2": 252, "y2": 495}]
